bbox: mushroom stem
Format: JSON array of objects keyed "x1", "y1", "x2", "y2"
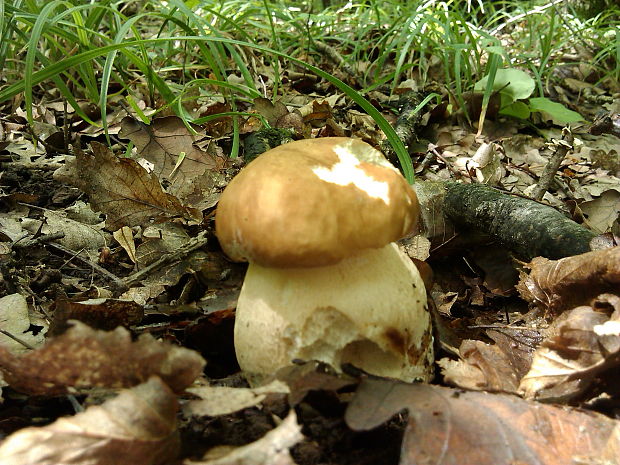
[{"x1": 234, "y1": 243, "x2": 434, "y2": 382}]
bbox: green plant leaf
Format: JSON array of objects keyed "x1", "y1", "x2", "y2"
[
  {"x1": 475, "y1": 68, "x2": 535, "y2": 104},
  {"x1": 500, "y1": 100, "x2": 530, "y2": 120},
  {"x1": 528, "y1": 97, "x2": 584, "y2": 124}
]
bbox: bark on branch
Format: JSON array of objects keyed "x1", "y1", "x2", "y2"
[{"x1": 443, "y1": 182, "x2": 596, "y2": 260}]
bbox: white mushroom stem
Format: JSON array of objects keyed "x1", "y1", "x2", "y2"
[{"x1": 234, "y1": 243, "x2": 434, "y2": 382}]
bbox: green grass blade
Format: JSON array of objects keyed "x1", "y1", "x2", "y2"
[{"x1": 1, "y1": 35, "x2": 414, "y2": 182}]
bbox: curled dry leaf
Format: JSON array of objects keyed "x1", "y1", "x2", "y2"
[
  {"x1": 520, "y1": 294, "x2": 620, "y2": 402},
  {"x1": 0, "y1": 321, "x2": 205, "y2": 395},
  {"x1": 0, "y1": 377, "x2": 179, "y2": 465},
  {"x1": 346, "y1": 378, "x2": 620, "y2": 465},
  {"x1": 185, "y1": 411, "x2": 302, "y2": 465},
  {"x1": 53, "y1": 142, "x2": 201, "y2": 229},
  {"x1": 517, "y1": 246, "x2": 620, "y2": 314},
  {"x1": 439, "y1": 340, "x2": 522, "y2": 393},
  {"x1": 439, "y1": 328, "x2": 540, "y2": 394}
]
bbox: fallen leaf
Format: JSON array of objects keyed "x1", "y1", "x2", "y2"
[
  {"x1": 253, "y1": 97, "x2": 289, "y2": 126},
  {"x1": 276, "y1": 361, "x2": 357, "y2": 405},
  {"x1": 516, "y1": 246, "x2": 620, "y2": 313},
  {"x1": 520, "y1": 294, "x2": 620, "y2": 402},
  {"x1": 184, "y1": 380, "x2": 289, "y2": 417},
  {"x1": 439, "y1": 328, "x2": 540, "y2": 393},
  {"x1": 185, "y1": 411, "x2": 302, "y2": 465},
  {"x1": 346, "y1": 378, "x2": 620, "y2": 465},
  {"x1": 580, "y1": 189, "x2": 620, "y2": 233},
  {"x1": 0, "y1": 377, "x2": 179, "y2": 465},
  {"x1": 113, "y1": 226, "x2": 137, "y2": 264},
  {"x1": 43, "y1": 210, "x2": 107, "y2": 254},
  {"x1": 0, "y1": 321, "x2": 205, "y2": 395},
  {"x1": 54, "y1": 142, "x2": 202, "y2": 229},
  {"x1": 48, "y1": 297, "x2": 144, "y2": 335},
  {"x1": 119, "y1": 116, "x2": 223, "y2": 199},
  {"x1": 0, "y1": 293, "x2": 46, "y2": 353}
]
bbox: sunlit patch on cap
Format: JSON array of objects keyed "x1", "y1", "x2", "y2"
[{"x1": 312, "y1": 143, "x2": 390, "y2": 204}]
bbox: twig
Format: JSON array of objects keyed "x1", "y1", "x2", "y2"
[
  {"x1": 12, "y1": 232, "x2": 65, "y2": 248},
  {"x1": 45, "y1": 241, "x2": 129, "y2": 294},
  {"x1": 531, "y1": 128, "x2": 574, "y2": 201},
  {"x1": 0, "y1": 329, "x2": 36, "y2": 350},
  {"x1": 122, "y1": 230, "x2": 210, "y2": 288}
]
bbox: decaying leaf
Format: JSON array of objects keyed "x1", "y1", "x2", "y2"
[
  {"x1": 43, "y1": 209, "x2": 107, "y2": 255},
  {"x1": 520, "y1": 294, "x2": 620, "y2": 402},
  {"x1": 118, "y1": 116, "x2": 223, "y2": 199},
  {"x1": 185, "y1": 411, "x2": 302, "y2": 465},
  {"x1": 0, "y1": 377, "x2": 179, "y2": 465},
  {"x1": 580, "y1": 189, "x2": 620, "y2": 233},
  {"x1": 517, "y1": 246, "x2": 620, "y2": 313},
  {"x1": 346, "y1": 378, "x2": 620, "y2": 465},
  {"x1": 184, "y1": 380, "x2": 289, "y2": 417},
  {"x1": 0, "y1": 293, "x2": 46, "y2": 353},
  {"x1": 439, "y1": 327, "x2": 540, "y2": 393},
  {"x1": 53, "y1": 142, "x2": 202, "y2": 229},
  {"x1": 48, "y1": 297, "x2": 144, "y2": 335},
  {"x1": 0, "y1": 321, "x2": 205, "y2": 395}
]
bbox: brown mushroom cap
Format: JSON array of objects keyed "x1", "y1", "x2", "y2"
[{"x1": 215, "y1": 137, "x2": 420, "y2": 267}]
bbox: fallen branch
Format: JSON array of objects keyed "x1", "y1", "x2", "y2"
[{"x1": 443, "y1": 182, "x2": 596, "y2": 260}]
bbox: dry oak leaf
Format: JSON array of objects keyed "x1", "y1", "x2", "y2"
[
  {"x1": 119, "y1": 116, "x2": 224, "y2": 199},
  {"x1": 346, "y1": 378, "x2": 620, "y2": 465},
  {"x1": 520, "y1": 294, "x2": 620, "y2": 402},
  {"x1": 53, "y1": 142, "x2": 201, "y2": 230},
  {"x1": 517, "y1": 246, "x2": 620, "y2": 314},
  {"x1": 0, "y1": 377, "x2": 179, "y2": 465},
  {"x1": 439, "y1": 328, "x2": 540, "y2": 394},
  {"x1": 0, "y1": 321, "x2": 205, "y2": 395}
]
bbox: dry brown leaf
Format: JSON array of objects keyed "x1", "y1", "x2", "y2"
[
  {"x1": 0, "y1": 377, "x2": 179, "y2": 465},
  {"x1": 200, "y1": 102, "x2": 233, "y2": 138},
  {"x1": 54, "y1": 142, "x2": 201, "y2": 229},
  {"x1": 184, "y1": 380, "x2": 289, "y2": 417},
  {"x1": 439, "y1": 340, "x2": 521, "y2": 393},
  {"x1": 112, "y1": 226, "x2": 137, "y2": 264},
  {"x1": 48, "y1": 297, "x2": 144, "y2": 335},
  {"x1": 0, "y1": 321, "x2": 205, "y2": 395},
  {"x1": 520, "y1": 294, "x2": 620, "y2": 402},
  {"x1": 253, "y1": 97, "x2": 290, "y2": 126},
  {"x1": 0, "y1": 293, "x2": 46, "y2": 353},
  {"x1": 439, "y1": 328, "x2": 540, "y2": 393},
  {"x1": 119, "y1": 115, "x2": 223, "y2": 199},
  {"x1": 185, "y1": 411, "x2": 302, "y2": 465},
  {"x1": 346, "y1": 378, "x2": 620, "y2": 465},
  {"x1": 276, "y1": 361, "x2": 357, "y2": 406},
  {"x1": 302, "y1": 100, "x2": 333, "y2": 128},
  {"x1": 517, "y1": 246, "x2": 620, "y2": 313}
]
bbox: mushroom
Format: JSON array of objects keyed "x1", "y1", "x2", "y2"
[{"x1": 216, "y1": 137, "x2": 433, "y2": 382}]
